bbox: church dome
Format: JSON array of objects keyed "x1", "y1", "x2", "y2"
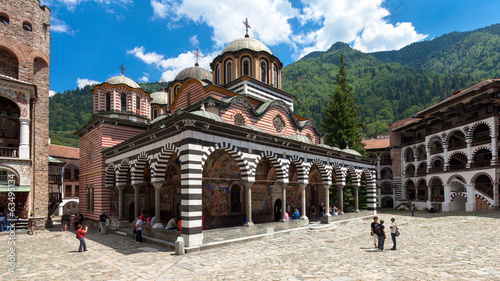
[
  {"x1": 342, "y1": 148, "x2": 362, "y2": 156},
  {"x1": 191, "y1": 105, "x2": 226, "y2": 123},
  {"x1": 150, "y1": 91, "x2": 168, "y2": 105},
  {"x1": 104, "y1": 75, "x2": 140, "y2": 89},
  {"x1": 222, "y1": 37, "x2": 272, "y2": 55},
  {"x1": 174, "y1": 64, "x2": 213, "y2": 82},
  {"x1": 289, "y1": 134, "x2": 313, "y2": 144}
]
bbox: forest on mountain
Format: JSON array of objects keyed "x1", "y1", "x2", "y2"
[{"x1": 49, "y1": 24, "x2": 500, "y2": 147}]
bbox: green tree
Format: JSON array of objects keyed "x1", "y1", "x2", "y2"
[{"x1": 322, "y1": 53, "x2": 365, "y2": 153}]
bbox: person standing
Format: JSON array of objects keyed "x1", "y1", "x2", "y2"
[
  {"x1": 166, "y1": 217, "x2": 178, "y2": 230},
  {"x1": 293, "y1": 209, "x2": 300, "y2": 220},
  {"x1": 77, "y1": 225, "x2": 88, "y2": 252},
  {"x1": 390, "y1": 217, "x2": 397, "y2": 250},
  {"x1": 370, "y1": 216, "x2": 378, "y2": 248},
  {"x1": 410, "y1": 204, "x2": 415, "y2": 216},
  {"x1": 99, "y1": 212, "x2": 108, "y2": 233},
  {"x1": 319, "y1": 203, "x2": 325, "y2": 217},
  {"x1": 61, "y1": 213, "x2": 69, "y2": 231},
  {"x1": 377, "y1": 220, "x2": 387, "y2": 251},
  {"x1": 135, "y1": 215, "x2": 143, "y2": 244}
]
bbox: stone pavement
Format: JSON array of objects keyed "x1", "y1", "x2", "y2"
[{"x1": 1, "y1": 211, "x2": 500, "y2": 280}]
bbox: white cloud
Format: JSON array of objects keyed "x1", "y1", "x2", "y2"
[
  {"x1": 49, "y1": 90, "x2": 57, "y2": 97},
  {"x1": 189, "y1": 35, "x2": 199, "y2": 47},
  {"x1": 50, "y1": 17, "x2": 74, "y2": 34},
  {"x1": 52, "y1": 0, "x2": 133, "y2": 12},
  {"x1": 128, "y1": 46, "x2": 216, "y2": 82},
  {"x1": 139, "y1": 72, "x2": 150, "y2": 82},
  {"x1": 77, "y1": 78, "x2": 100, "y2": 88}
]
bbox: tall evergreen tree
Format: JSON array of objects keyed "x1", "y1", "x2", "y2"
[{"x1": 322, "y1": 52, "x2": 365, "y2": 153}]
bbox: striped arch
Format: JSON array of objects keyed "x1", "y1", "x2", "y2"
[
  {"x1": 472, "y1": 146, "x2": 492, "y2": 159},
  {"x1": 131, "y1": 151, "x2": 149, "y2": 184},
  {"x1": 470, "y1": 120, "x2": 492, "y2": 136},
  {"x1": 475, "y1": 194, "x2": 493, "y2": 206},
  {"x1": 253, "y1": 151, "x2": 286, "y2": 183},
  {"x1": 308, "y1": 159, "x2": 330, "y2": 185},
  {"x1": 332, "y1": 165, "x2": 348, "y2": 186},
  {"x1": 116, "y1": 158, "x2": 130, "y2": 186},
  {"x1": 428, "y1": 176, "x2": 443, "y2": 185},
  {"x1": 287, "y1": 155, "x2": 308, "y2": 184},
  {"x1": 417, "y1": 178, "x2": 427, "y2": 186},
  {"x1": 430, "y1": 155, "x2": 444, "y2": 165},
  {"x1": 427, "y1": 135, "x2": 443, "y2": 149},
  {"x1": 404, "y1": 178, "x2": 415, "y2": 187},
  {"x1": 201, "y1": 142, "x2": 251, "y2": 181},
  {"x1": 448, "y1": 150, "x2": 467, "y2": 162},
  {"x1": 105, "y1": 163, "x2": 116, "y2": 188},
  {"x1": 450, "y1": 192, "x2": 467, "y2": 201},
  {"x1": 417, "y1": 161, "x2": 427, "y2": 169},
  {"x1": 403, "y1": 146, "x2": 416, "y2": 160},
  {"x1": 404, "y1": 163, "x2": 416, "y2": 175},
  {"x1": 447, "y1": 174, "x2": 467, "y2": 185},
  {"x1": 151, "y1": 143, "x2": 180, "y2": 181},
  {"x1": 444, "y1": 128, "x2": 467, "y2": 145}
]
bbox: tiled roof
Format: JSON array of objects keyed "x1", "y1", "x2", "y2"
[
  {"x1": 391, "y1": 117, "x2": 423, "y2": 131},
  {"x1": 49, "y1": 144, "x2": 79, "y2": 159},
  {"x1": 362, "y1": 138, "x2": 390, "y2": 150}
]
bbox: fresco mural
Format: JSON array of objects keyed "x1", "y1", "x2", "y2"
[
  {"x1": 109, "y1": 176, "x2": 118, "y2": 217},
  {"x1": 161, "y1": 154, "x2": 180, "y2": 223},
  {"x1": 287, "y1": 163, "x2": 301, "y2": 210}
]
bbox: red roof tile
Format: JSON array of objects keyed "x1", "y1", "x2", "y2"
[
  {"x1": 49, "y1": 144, "x2": 79, "y2": 159},
  {"x1": 362, "y1": 138, "x2": 390, "y2": 150}
]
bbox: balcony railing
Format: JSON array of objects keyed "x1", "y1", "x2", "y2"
[
  {"x1": 48, "y1": 174, "x2": 62, "y2": 183},
  {"x1": 49, "y1": 192, "x2": 62, "y2": 203},
  {"x1": 0, "y1": 146, "x2": 18, "y2": 158},
  {"x1": 64, "y1": 193, "x2": 79, "y2": 198},
  {"x1": 448, "y1": 141, "x2": 466, "y2": 150}
]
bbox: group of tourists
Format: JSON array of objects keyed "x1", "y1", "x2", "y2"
[
  {"x1": 0, "y1": 211, "x2": 13, "y2": 232},
  {"x1": 370, "y1": 216, "x2": 398, "y2": 251}
]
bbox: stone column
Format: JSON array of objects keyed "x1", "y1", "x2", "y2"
[
  {"x1": 466, "y1": 138, "x2": 473, "y2": 168},
  {"x1": 426, "y1": 150, "x2": 431, "y2": 173},
  {"x1": 465, "y1": 184, "x2": 476, "y2": 212},
  {"x1": 491, "y1": 136, "x2": 497, "y2": 166},
  {"x1": 443, "y1": 144, "x2": 449, "y2": 171},
  {"x1": 376, "y1": 155, "x2": 381, "y2": 179},
  {"x1": 134, "y1": 185, "x2": 140, "y2": 219},
  {"x1": 152, "y1": 182, "x2": 163, "y2": 228},
  {"x1": 323, "y1": 184, "x2": 331, "y2": 217},
  {"x1": 300, "y1": 184, "x2": 308, "y2": 220},
  {"x1": 18, "y1": 118, "x2": 30, "y2": 159},
  {"x1": 353, "y1": 185, "x2": 360, "y2": 213},
  {"x1": 337, "y1": 185, "x2": 345, "y2": 214},
  {"x1": 281, "y1": 183, "x2": 287, "y2": 221},
  {"x1": 442, "y1": 184, "x2": 452, "y2": 212},
  {"x1": 243, "y1": 181, "x2": 254, "y2": 226},
  {"x1": 427, "y1": 185, "x2": 432, "y2": 209},
  {"x1": 118, "y1": 186, "x2": 125, "y2": 220}
]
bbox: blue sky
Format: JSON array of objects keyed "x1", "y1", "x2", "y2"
[{"x1": 44, "y1": 0, "x2": 500, "y2": 95}]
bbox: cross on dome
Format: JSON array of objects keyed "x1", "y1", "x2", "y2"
[
  {"x1": 118, "y1": 63, "x2": 126, "y2": 76},
  {"x1": 243, "y1": 17, "x2": 251, "y2": 38},
  {"x1": 193, "y1": 47, "x2": 203, "y2": 66}
]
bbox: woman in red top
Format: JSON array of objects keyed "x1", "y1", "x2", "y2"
[{"x1": 77, "y1": 225, "x2": 88, "y2": 252}]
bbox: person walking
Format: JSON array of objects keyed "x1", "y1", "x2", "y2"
[
  {"x1": 61, "y1": 213, "x2": 69, "y2": 231},
  {"x1": 390, "y1": 217, "x2": 397, "y2": 250},
  {"x1": 135, "y1": 215, "x2": 143, "y2": 244},
  {"x1": 410, "y1": 204, "x2": 415, "y2": 216},
  {"x1": 377, "y1": 220, "x2": 387, "y2": 251},
  {"x1": 77, "y1": 225, "x2": 88, "y2": 252},
  {"x1": 370, "y1": 216, "x2": 378, "y2": 248}
]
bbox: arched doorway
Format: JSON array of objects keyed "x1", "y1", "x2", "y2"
[
  {"x1": 0, "y1": 96, "x2": 20, "y2": 157},
  {"x1": 253, "y1": 157, "x2": 276, "y2": 224},
  {"x1": 450, "y1": 194, "x2": 466, "y2": 211},
  {"x1": 274, "y1": 199, "x2": 282, "y2": 222},
  {"x1": 381, "y1": 196, "x2": 393, "y2": 208},
  {"x1": 161, "y1": 153, "x2": 181, "y2": 225}
]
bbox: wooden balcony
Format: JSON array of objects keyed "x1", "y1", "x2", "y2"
[
  {"x1": 0, "y1": 146, "x2": 18, "y2": 158},
  {"x1": 48, "y1": 174, "x2": 62, "y2": 183}
]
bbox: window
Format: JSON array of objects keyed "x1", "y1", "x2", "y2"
[
  {"x1": 86, "y1": 185, "x2": 94, "y2": 213},
  {"x1": 273, "y1": 64, "x2": 278, "y2": 87},
  {"x1": 225, "y1": 60, "x2": 233, "y2": 83},
  {"x1": 215, "y1": 65, "x2": 220, "y2": 85},
  {"x1": 22, "y1": 21, "x2": 32, "y2": 31},
  {"x1": 241, "y1": 57, "x2": 251, "y2": 76},
  {"x1": 174, "y1": 86, "x2": 179, "y2": 98},
  {"x1": 152, "y1": 108, "x2": 158, "y2": 119},
  {"x1": 105, "y1": 93, "x2": 111, "y2": 111},
  {"x1": 234, "y1": 113, "x2": 245, "y2": 125},
  {"x1": 64, "y1": 169, "x2": 71, "y2": 180},
  {"x1": 0, "y1": 13, "x2": 9, "y2": 25},
  {"x1": 121, "y1": 93, "x2": 127, "y2": 112},
  {"x1": 260, "y1": 59, "x2": 268, "y2": 83},
  {"x1": 65, "y1": 185, "x2": 72, "y2": 196},
  {"x1": 136, "y1": 96, "x2": 141, "y2": 115},
  {"x1": 273, "y1": 115, "x2": 285, "y2": 133}
]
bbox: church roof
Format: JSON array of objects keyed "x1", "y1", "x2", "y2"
[
  {"x1": 240, "y1": 124, "x2": 265, "y2": 133},
  {"x1": 222, "y1": 37, "x2": 272, "y2": 55},
  {"x1": 150, "y1": 91, "x2": 168, "y2": 105},
  {"x1": 288, "y1": 134, "x2": 313, "y2": 144},
  {"x1": 317, "y1": 143, "x2": 341, "y2": 151},
  {"x1": 104, "y1": 75, "x2": 140, "y2": 89},
  {"x1": 342, "y1": 148, "x2": 362, "y2": 156},
  {"x1": 191, "y1": 107, "x2": 227, "y2": 123},
  {"x1": 174, "y1": 64, "x2": 213, "y2": 82}
]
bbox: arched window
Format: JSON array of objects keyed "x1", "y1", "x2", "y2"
[
  {"x1": 105, "y1": 93, "x2": 111, "y2": 111},
  {"x1": 0, "y1": 13, "x2": 9, "y2": 25},
  {"x1": 230, "y1": 185, "x2": 242, "y2": 213},
  {"x1": 225, "y1": 60, "x2": 233, "y2": 83},
  {"x1": 120, "y1": 93, "x2": 127, "y2": 112},
  {"x1": 234, "y1": 113, "x2": 245, "y2": 125},
  {"x1": 22, "y1": 21, "x2": 32, "y2": 31},
  {"x1": 0, "y1": 96, "x2": 20, "y2": 157},
  {"x1": 215, "y1": 65, "x2": 220, "y2": 85},
  {"x1": 136, "y1": 96, "x2": 141, "y2": 115},
  {"x1": 260, "y1": 59, "x2": 268, "y2": 83},
  {"x1": 241, "y1": 57, "x2": 251, "y2": 76},
  {"x1": 0, "y1": 47, "x2": 19, "y2": 79},
  {"x1": 174, "y1": 85, "x2": 179, "y2": 99},
  {"x1": 152, "y1": 108, "x2": 158, "y2": 119},
  {"x1": 272, "y1": 63, "x2": 278, "y2": 87}
]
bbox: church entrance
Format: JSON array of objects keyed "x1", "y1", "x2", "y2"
[
  {"x1": 274, "y1": 199, "x2": 282, "y2": 221},
  {"x1": 381, "y1": 196, "x2": 393, "y2": 208}
]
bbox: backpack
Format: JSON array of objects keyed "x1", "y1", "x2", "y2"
[{"x1": 374, "y1": 223, "x2": 383, "y2": 236}]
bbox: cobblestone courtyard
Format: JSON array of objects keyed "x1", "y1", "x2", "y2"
[{"x1": 1, "y1": 211, "x2": 500, "y2": 280}]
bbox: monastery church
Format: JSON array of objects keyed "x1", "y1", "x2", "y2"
[{"x1": 76, "y1": 27, "x2": 377, "y2": 247}]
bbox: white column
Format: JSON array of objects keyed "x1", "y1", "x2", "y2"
[
  {"x1": 376, "y1": 155, "x2": 381, "y2": 179},
  {"x1": 443, "y1": 144, "x2": 449, "y2": 171},
  {"x1": 300, "y1": 184, "x2": 308, "y2": 220},
  {"x1": 466, "y1": 138, "x2": 473, "y2": 168},
  {"x1": 18, "y1": 118, "x2": 30, "y2": 159},
  {"x1": 426, "y1": 150, "x2": 431, "y2": 172},
  {"x1": 323, "y1": 184, "x2": 331, "y2": 217},
  {"x1": 426, "y1": 185, "x2": 432, "y2": 209},
  {"x1": 354, "y1": 185, "x2": 360, "y2": 213},
  {"x1": 465, "y1": 184, "x2": 476, "y2": 212},
  {"x1": 442, "y1": 184, "x2": 451, "y2": 212},
  {"x1": 281, "y1": 183, "x2": 287, "y2": 221},
  {"x1": 243, "y1": 181, "x2": 254, "y2": 226},
  {"x1": 152, "y1": 182, "x2": 163, "y2": 228},
  {"x1": 491, "y1": 136, "x2": 497, "y2": 166},
  {"x1": 338, "y1": 185, "x2": 344, "y2": 214},
  {"x1": 118, "y1": 186, "x2": 125, "y2": 220}
]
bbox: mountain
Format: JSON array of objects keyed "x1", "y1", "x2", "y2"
[{"x1": 49, "y1": 24, "x2": 500, "y2": 147}]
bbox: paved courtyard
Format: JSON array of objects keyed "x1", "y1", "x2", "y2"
[{"x1": 1, "y1": 211, "x2": 500, "y2": 280}]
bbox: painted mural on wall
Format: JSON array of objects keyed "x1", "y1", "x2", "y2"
[
  {"x1": 306, "y1": 166, "x2": 324, "y2": 209},
  {"x1": 109, "y1": 185, "x2": 118, "y2": 217},
  {"x1": 0, "y1": 89, "x2": 29, "y2": 118},
  {"x1": 252, "y1": 158, "x2": 276, "y2": 213},
  {"x1": 161, "y1": 156, "x2": 180, "y2": 213},
  {"x1": 286, "y1": 163, "x2": 301, "y2": 209}
]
